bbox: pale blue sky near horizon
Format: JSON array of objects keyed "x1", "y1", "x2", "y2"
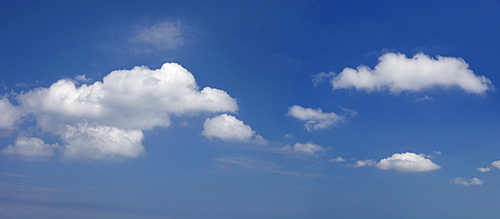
[{"x1": 1, "y1": 0, "x2": 499, "y2": 218}]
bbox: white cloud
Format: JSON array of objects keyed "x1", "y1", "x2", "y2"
[
  {"x1": 353, "y1": 159, "x2": 377, "y2": 167},
  {"x1": 450, "y1": 177, "x2": 484, "y2": 186},
  {"x1": 18, "y1": 63, "x2": 237, "y2": 132},
  {"x1": 329, "y1": 156, "x2": 346, "y2": 162},
  {"x1": 252, "y1": 134, "x2": 268, "y2": 145},
  {"x1": 202, "y1": 114, "x2": 265, "y2": 144},
  {"x1": 283, "y1": 133, "x2": 295, "y2": 139},
  {"x1": 130, "y1": 20, "x2": 189, "y2": 52},
  {"x1": 414, "y1": 95, "x2": 434, "y2": 102},
  {"x1": 331, "y1": 53, "x2": 492, "y2": 94},
  {"x1": 61, "y1": 123, "x2": 145, "y2": 160},
  {"x1": 213, "y1": 156, "x2": 315, "y2": 177},
  {"x1": 1, "y1": 137, "x2": 59, "y2": 157},
  {"x1": 74, "y1": 74, "x2": 91, "y2": 82},
  {"x1": 287, "y1": 105, "x2": 345, "y2": 132},
  {"x1": 478, "y1": 160, "x2": 500, "y2": 172},
  {"x1": 2, "y1": 62, "x2": 237, "y2": 161},
  {"x1": 376, "y1": 152, "x2": 441, "y2": 172},
  {"x1": 0, "y1": 97, "x2": 23, "y2": 129},
  {"x1": 492, "y1": 160, "x2": 500, "y2": 169},
  {"x1": 282, "y1": 142, "x2": 326, "y2": 157},
  {"x1": 477, "y1": 167, "x2": 491, "y2": 172},
  {"x1": 311, "y1": 72, "x2": 335, "y2": 87}
]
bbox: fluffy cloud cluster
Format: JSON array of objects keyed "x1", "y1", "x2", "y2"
[
  {"x1": 202, "y1": 114, "x2": 266, "y2": 145},
  {"x1": 1, "y1": 63, "x2": 237, "y2": 160},
  {"x1": 377, "y1": 152, "x2": 441, "y2": 172},
  {"x1": 287, "y1": 105, "x2": 347, "y2": 132},
  {"x1": 332, "y1": 53, "x2": 492, "y2": 94},
  {"x1": 282, "y1": 142, "x2": 326, "y2": 157},
  {"x1": 450, "y1": 177, "x2": 484, "y2": 186},
  {"x1": 477, "y1": 160, "x2": 500, "y2": 172}
]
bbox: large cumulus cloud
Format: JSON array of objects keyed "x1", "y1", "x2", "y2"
[{"x1": 1, "y1": 63, "x2": 238, "y2": 160}]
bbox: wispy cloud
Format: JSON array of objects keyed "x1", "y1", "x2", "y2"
[
  {"x1": 311, "y1": 72, "x2": 335, "y2": 87},
  {"x1": 352, "y1": 159, "x2": 377, "y2": 167},
  {"x1": 287, "y1": 105, "x2": 355, "y2": 132},
  {"x1": 414, "y1": 95, "x2": 434, "y2": 102},
  {"x1": 129, "y1": 20, "x2": 193, "y2": 54},
  {"x1": 329, "y1": 156, "x2": 346, "y2": 162},
  {"x1": 213, "y1": 156, "x2": 321, "y2": 178},
  {"x1": 281, "y1": 142, "x2": 328, "y2": 157},
  {"x1": 450, "y1": 177, "x2": 484, "y2": 186}
]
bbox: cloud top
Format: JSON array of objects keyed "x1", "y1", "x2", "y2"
[
  {"x1": 376, "y1": 152, "x2": 441, "y2": 172},
  {"x1": 332, "y1": 53, "x2": 492, "y2": 94}
]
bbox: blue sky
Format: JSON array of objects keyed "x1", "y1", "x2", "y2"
[{"x1": 1, "y1": 0, "x2": 499, "y2": 218}]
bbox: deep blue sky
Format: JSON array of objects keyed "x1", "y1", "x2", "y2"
[{"x1": 1, "y1": 1, "x2": 499, "y2": 218}]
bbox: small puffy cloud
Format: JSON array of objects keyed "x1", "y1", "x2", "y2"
[
  {"x1": 329, "y1": 156, "x2": 346, "y2": 162},
  {"x1": 477, "y1": 160, "x2": 500, "y2": 172},
  {"x1": 1, "y1": 63, "x2": 237, "y2": 161},
  {"x1": 202, "y1": 114, "x2": 265, "y2": 144},
  {"x1": 1, "y1": 137, "x2": 59, "y2": 157},
  {"x1": 282, "y1": 142, "x2": 326, "y2": 157},
  {"x1": 492, "y1": 160, "x2": 500, "y2": 169},
  {"x1": 130, "y1": 20, "x2": 190, "y2": 52},
  {"x1": 450, "y1": 177, "x2": 484, "y2": 186},
  {"x1": 376, "y1": 152, "x2": 441, "y2": 172},
  {"x1": 477, "y1": 167, "x2": 491, "y2": 172},
  {"x1": 331, "y1": 53, "x2": 492, "y2": 94},
  {"x1": 287, "y1": 105, "x2": 346, "y2": 132},
  {"x1": 353, "y1": 159, "x2": 377, "y2": 167}
]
